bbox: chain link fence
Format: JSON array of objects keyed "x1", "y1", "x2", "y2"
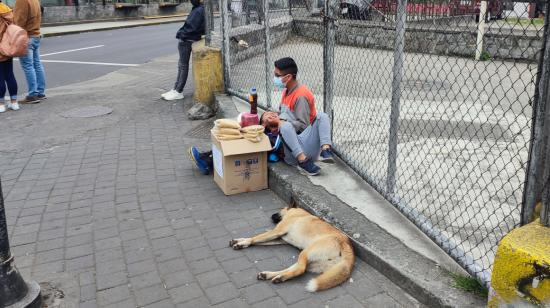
[{"x1": 218, "y1": 0, "x2": 547, "y2": 285}]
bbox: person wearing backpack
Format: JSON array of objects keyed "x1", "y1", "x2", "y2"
[
  {"x1": 14, "y1": 0, "x2": 44, "y2": 104},
  {"x1": 161, "y1": 0, "x2": 205, "y2": 101},
  {"x1": 0, "y1": 2, "x2": 20, "y2": 113}
]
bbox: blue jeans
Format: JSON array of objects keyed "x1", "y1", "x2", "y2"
[
  {"x1": 281, "y1": 112, "x2": 332, "y2": 166},
  {"x1": 19, "y1": 37, "x2": 46, "y2": 97}
]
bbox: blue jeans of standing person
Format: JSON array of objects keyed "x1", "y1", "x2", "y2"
[
  {"x1": 0, "y1": 59, "x2": 18, "y2": 102},
  {"x1": 19, "y1": 36, "x2": 46, "y2": 97},
  {"x1": 280, "y1": 112, "x2": 332, "y2": 166}
]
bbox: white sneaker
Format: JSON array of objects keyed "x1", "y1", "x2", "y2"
[
  {"x1": 0, "y1": 104, "x2": 5, "y2": 113},
  {"x1": 7, "y1": 102, "x2": 19, "y2": 111},
  {"x1": 163, "y1": 90, "x2": 184, "y2": 101},
  {"x1": 161, "y1": 89, "x2": 176, "y2": 98}
]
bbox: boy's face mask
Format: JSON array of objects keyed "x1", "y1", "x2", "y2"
[{"x1": 273, "y1": 73, "x2": 289, "y2": 90}]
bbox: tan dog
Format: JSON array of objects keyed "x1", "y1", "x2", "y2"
[{"x1": 229, "y1": 205, "x2": 355, "y2": 292}]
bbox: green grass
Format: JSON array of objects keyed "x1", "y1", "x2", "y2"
[
  {"x1": 478, "y1": 51, "x2": 492, "y2": 61},
  {"x1": 505, "y1": 17, "x2": 545, "y2": 27},
  {"x1": 449, "y1": 273, "x2": 489, "y2": 297}
]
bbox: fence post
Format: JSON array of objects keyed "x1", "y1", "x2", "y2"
[
  {"x1": 0, "y1": 178, "x2": 41, "y2": 307},
  {"x1": 474, "y1": 1, "x2": 487, "y2": 60},
  {"x1": 523, "y1": 2, "x2": 550, "y2": 225},
  {"x1": 263, "y1": 0, "x2": 273, "y2": 109},
  {"x1": 204, "y1": 0, "x2": 213, "y2": 46},
  {"x1": 220, "y1": 0, "x2": 231, "y2": 91},
  {"x1": 323, "y1": 0, "x2": 336, "y2": 117},
  {"x1": 386, "y1": 0, "x2": 407, "y2": 195}
]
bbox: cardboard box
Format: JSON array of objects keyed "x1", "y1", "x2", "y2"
[{"x1": 211, "y1": 133, "x2": 272, "y2": 195}]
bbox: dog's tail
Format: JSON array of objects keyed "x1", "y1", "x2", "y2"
[{"x1": 305, "y1": 241, "x2": 355, "y2": 292}]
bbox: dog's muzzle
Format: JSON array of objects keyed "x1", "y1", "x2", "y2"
[{"x1": 271, "y1": 213, "x2": 282, "y2": 224}]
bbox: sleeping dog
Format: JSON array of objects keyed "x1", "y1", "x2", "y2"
[{"x1": 230, "y1": 203, "x2": 355, "y2": 292}]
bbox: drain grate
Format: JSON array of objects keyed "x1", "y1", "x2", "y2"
[
  {"x1": 185, "y1": 120, "x2": 215, "y2": 139},
  {"x1": 60, "y1": 106, "x2": 113, "y2": 118}
]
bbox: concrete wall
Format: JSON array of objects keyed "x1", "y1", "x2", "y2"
[
  {"x1": 42, "y1": 3, "x2": 191, "y2": 24},
  {"x1": 229, "y1": 15, "x2": 293, "y2": 65},
  {"x1": 293, "y1": 17, "x2": 542, "y2": 62}
]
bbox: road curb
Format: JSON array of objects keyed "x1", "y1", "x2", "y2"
[
  {"x1": 215, "y1": 93, "x2": 486, "y2": 307},
  {"x1": 42, "y1": 18, "x2": 185, "y2": 37}
]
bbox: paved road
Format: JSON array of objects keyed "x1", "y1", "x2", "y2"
[{"x1": 13, "y1": 22, "x2": 184, "y2": 93}]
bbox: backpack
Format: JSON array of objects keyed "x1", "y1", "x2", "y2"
[{"x1": 0, "y1": 22, "x2": 28, "y2": 58}]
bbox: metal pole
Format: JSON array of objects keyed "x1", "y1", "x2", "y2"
[
  {"x1": 386, "y1": 0, "x2": 407, "y2": 195},
  {"x1": 323, "y1": 0, "x2": 335, "y2": 117},
  {"x1": 523, "y1": 1, "x2": 550, "y2": 225},
  {"x1": 0, "y1": 178, "x2": 42, "y2": 307},
  {"x1": 263, "y1": 0, "x2": 273, "y2": 109},
  {"x1": 221, "y1": 0, "x2": 232, "y2": 91},
  {"x1": 288, "y1": 0, "x2": 291, "y2": 16},
  {"x1": 204, "y1": 0, "x2": 213, "y2": 46},
  {"x1": 474, "y1": 1, "x2": 487, "y2": 61}
]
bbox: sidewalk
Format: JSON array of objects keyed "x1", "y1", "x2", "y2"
[
  {"x1": 42, "y1": 16, "x2": 187, "y2": 37},
  {"x1": 0, "y1": 54, "x2": 422, "y2": 307}
]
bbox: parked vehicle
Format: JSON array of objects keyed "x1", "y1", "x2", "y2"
[{"x1": 340, "y1": 0, "x2": 373, "y2": 20}]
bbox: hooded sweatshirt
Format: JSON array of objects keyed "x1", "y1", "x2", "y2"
[{"x1": 176, "y1": 1, "x2": 205, "y2": 42}]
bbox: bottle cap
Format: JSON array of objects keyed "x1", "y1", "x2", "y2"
[{"x1": 250, "y1": 87, "x2": 257, "y2": 94}]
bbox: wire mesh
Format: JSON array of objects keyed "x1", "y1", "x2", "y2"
[{"x1": 222, "y1": 0, "x2": 546, "y2": 285}]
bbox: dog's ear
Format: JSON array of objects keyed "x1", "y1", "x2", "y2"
[{"x1": 289, "y1": 197, "x2": 297, "y2": 208}]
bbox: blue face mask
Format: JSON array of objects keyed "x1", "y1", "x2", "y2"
[{"x1": 273, "y1": 76, "x2": 285, "y2": 90}]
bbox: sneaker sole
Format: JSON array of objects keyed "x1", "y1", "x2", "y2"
[
  {"x1": 20, "y1": 100, "x2": 40, "y2": 104},
  {"x1": 163, "y1": 96, "x2": 184, "y2": 101},
  {"x1": 296, "y1": 165, "x2": 320, "y2": 176},
  {"x1": 318, "y1": 157, "x2": 335, "y2": 164}
]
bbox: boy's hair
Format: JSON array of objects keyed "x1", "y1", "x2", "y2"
[{"x1": 274, "y1": 57, "x2": 298, "y2": 78}]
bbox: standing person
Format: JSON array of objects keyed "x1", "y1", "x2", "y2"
[
  {"x1": 161, "y1": 0, "x2": 205, "y2": 101},
  {"x1": 14, "y1": 0, "x2": 45, "y2": 104},
  {"x1": 0, "y1": 2, "x2": 20, "y2": 113}
]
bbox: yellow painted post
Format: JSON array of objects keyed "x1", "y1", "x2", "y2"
[
  {"x1": 191, "y1": 39, "x2": 224, "y2": 106},
  {"x1": 488, "y1": 221, "x2": 550, "y2": 307}
]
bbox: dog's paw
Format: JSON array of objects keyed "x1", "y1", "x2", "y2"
[
  {"x1": 229, "y1": 238, "x2": 250, "y2": 250},
  {"x1": 257, "y1": 272, "x2": 268, "y2": 280},
  {"x1": 271, "y1": 275, "x2": 285, "y2": 284}
]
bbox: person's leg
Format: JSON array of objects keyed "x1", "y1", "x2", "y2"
[
  {"x1": 174, "y1": 40, "x2": 193, "y2": 93},
  {"x1": 164, "y1": 40, "x2": 191, "y2": 100},
  {"x1": 4, "y1": 59, "x2": 19, "y2": 110},
  {"x1": 0, "y1": 61, "x2": 7, "y2": 112},
  {"x1": 280, "y1": 122, "x2": 305, "y2": 165},
  {"x1": 316, "y1": 112, "x2": 332, "y2": 148},
  {"x1": 19, "y1": 38, "x2": 37, "y2": 97},
  {"x1": 280, "y1": 122, "x2": 321, "y2": 175},
  {"x1": 32, "y1": 37, "x2": 46, "y2": 97},
  {"x1": 315, "y1": 112, "x2": 334, "y2": 162}
]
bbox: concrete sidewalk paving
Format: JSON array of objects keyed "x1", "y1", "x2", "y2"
[
  {"x1": 42, "y1": 16, "x2": 187, "y2": 37},
  {"x1": 0, "y1": 54, "x2": 422, "y2": 307}
]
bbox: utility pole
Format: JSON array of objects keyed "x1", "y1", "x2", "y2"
[{"x1": 0, "y1": 178, "x2": 42, "y2": 308}]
